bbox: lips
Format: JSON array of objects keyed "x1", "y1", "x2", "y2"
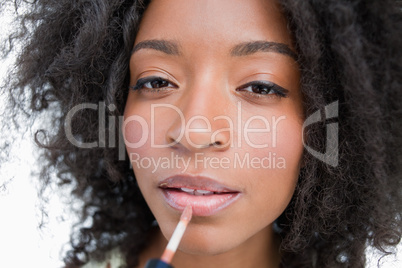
[{"x1": 158, "y1": 175, "x2": 241, "y2": 216}]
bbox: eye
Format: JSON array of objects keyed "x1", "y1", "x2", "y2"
[
  {"x1": 236, "y1": 81, "x2": 289, "y2": 98},
  {"x1": 130, "y1": 76, "x2": 177, "y2": 92}
]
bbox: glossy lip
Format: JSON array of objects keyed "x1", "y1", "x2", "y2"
[{"x1": 158, "y1": 175, "x2": 242, "y2": 217}]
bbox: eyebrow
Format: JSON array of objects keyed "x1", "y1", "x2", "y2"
[
  {"x1": 132, "y1": 40, "x2": 181, "y2": 55},
  {"x1": 230, "y1": 41, "x2": 297, "y2": 60},
  {"x1": 132, "y1": 39, "x2": 297, "y2": 60}
]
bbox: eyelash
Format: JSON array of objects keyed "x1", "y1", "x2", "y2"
[
  {"x1": 130, "y1": 76, "x2": 288, "y2": 98},
  {"x1": 235, "y1": 81, "x2": 289, "y2": 98},
  {"x1": 130, "y1": 76, "x2": 177, "y2": 92}
]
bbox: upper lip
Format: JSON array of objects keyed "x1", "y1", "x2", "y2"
[{"x1": 158, "y1": 175, "x2": 240, "y2": 193}]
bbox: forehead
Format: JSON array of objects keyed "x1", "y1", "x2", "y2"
[{"x1": 135, "y1": 0, "x2": 293, "y2": 50}]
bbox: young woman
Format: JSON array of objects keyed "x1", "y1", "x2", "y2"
[{"x1": 2, "y1": 0, "x2": 402, "y2": 267}]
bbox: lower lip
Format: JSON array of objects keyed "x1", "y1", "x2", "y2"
[{"x1": 161, "y1": 189, "x2": 241, "y2": 217}]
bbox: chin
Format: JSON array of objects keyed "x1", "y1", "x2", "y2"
[
  {"x1": 178, "y1": 237, "x2": 236, "y2": 256},
  {"x1": 169, "y1": 224, "x2": 252, "y2": 257}
]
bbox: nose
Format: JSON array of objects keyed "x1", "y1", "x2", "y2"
[{"x1": 165, "y1": 81, "x2": 233, "y2": 153}]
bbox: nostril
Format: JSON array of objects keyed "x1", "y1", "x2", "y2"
[
  {"x1": 213, "y1": 141, "x2": 222, "y2": 146},
  {"x1": 168, "y1": 137, "x2": 180, "y2": 148}
]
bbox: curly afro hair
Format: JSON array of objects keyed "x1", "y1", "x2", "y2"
[{"x1": 2, "y1": 0, "x2": 402, "y2": 267}]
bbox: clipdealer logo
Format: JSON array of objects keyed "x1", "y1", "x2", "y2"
[
  {"x1": 63, "y1": 100, "x2": 339, "y2": 167},
  {"x1": 64, "y1": 101, "x2": 286, "y2": 160},
  {"x1": 302, "y1": 101, "x2": 339, "y2": 167}
]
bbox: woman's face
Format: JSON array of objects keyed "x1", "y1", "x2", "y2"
[{"x1": 124, "y1": 0, "x2": 303, "y2": 256}]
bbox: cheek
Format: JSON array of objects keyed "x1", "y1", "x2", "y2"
[
  {"x1": 123, "y1": 100, "x2": 181, "y2": 153},
  {"x1": 123, "y1": 100, "x2": 173, "y2": 193},
  {"x1": 240, "y1": 112, "x2": 303, "y2": 169},
  {"x1": 123, "y1": 104, "x2": 159, "y2": 212},
  {"x1": 123, "y1": 98, "x2": 153, "y2": 179},
  {"x1": 123, "y1": 117, "x2": 148, "y2": 146},
  {"x1": 123, "y1": 97, "x2": 161, "y2": 156},
  {"x1": 244, "y1": 115, "x2": 303, "y2": 221},
  {"x1": 271, "y1": 115, "x2": 304, "y2": 169},
  {"x1": 123, "y1": 96, "x2": 149, "y2": 149}
]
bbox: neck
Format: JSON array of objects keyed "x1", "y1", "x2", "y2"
[{"x1": 140, "y1": 225, "x2": 281, "y2": 268}]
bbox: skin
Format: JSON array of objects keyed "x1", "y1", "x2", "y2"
[{"x1": 124, "y1": 0, "x2": 304, "y2": 267}]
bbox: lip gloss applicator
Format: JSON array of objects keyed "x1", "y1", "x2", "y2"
[{"x1": 145, "y1": 204, "x2": 193, "y2": 268}]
